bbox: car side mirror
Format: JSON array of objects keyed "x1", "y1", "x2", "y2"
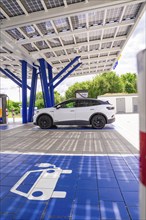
[{"x1": 56, "y1": 105, "x2": 61, "y2": 109}]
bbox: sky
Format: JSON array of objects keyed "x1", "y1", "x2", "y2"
[{"x1": 0, "y1": 11, "x2": 145, "y2": 101}]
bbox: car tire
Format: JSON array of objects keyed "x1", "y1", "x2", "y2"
[
  {"x1": 38, "y1": 115, "x2": 52, "y2": 129},
  {"x1": 91, "y1": 114, "x2": 106, "y2": 129}
]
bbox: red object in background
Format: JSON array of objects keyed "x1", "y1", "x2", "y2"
[{"x1": 140, "y1": 131, "x2": 146, "y2": 186}]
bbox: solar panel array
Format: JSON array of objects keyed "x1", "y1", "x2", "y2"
[{"x1": 0, "y1": 0, "x2": 145, "y2": 79}]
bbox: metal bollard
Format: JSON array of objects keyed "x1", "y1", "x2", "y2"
[
  {"x1": 12, "y1": 109, "x2": 15, "y2": 123},
  {"x1": 6, "y1": 108, "x2": 8, "y2": 124},
  {"x1": 137, "y1": 49, "x2": 146, "y2": 220}
]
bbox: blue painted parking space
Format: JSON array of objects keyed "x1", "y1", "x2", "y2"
[
  {"x1": 0, "y1": 153, "x2": 139, "y2": 220},
  {"x1": 0, "y1": 124, "x2": 22, "y2": 131}
]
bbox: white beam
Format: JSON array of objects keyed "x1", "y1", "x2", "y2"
[
  {"x1": 1, "y1": 0, "x2": 144, "y2": 30},
  {"x1": 0, "y1": 7, "x2": 10, "y2": 20},
  {"x1": 33, "y1": 24, "x2": 58, "y2": 60},
  {"x1": 0, "y1": 31, "x2": 35, "y2": 65},
  {"x1": 16, "y1": 19, "x2": 134, "y2": 45},
  {"x1": 53, "y1": 55, "x2": 117, "y2": 67},
  {"x1": 40, "y1": 47, "x2": 120, "y2": 62},
  {"x1": 29, "y1": 36, "x2": 125, "y2": 55}
]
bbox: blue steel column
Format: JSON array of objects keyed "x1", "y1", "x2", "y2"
[
  {"x1": 21, "y1": 60, "x2": 27, "y2": 124},
  {"x1": 47, "y1": 63, "x2": 54, "y2": 106},
  {"x1": 28, "y1": 67, "x2": 38, "y2": 122},
  {"x1": 38, "y1": 58, "x2": 51, "y2": 107}
]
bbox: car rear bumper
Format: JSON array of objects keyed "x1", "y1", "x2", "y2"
[{"x1": 107, "y1": 117, "x2": 115, "y2": 124}]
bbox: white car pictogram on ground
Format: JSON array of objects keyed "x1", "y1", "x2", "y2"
[{"x1": 10, "y1": 163, "x2": 72, "y2": 201}]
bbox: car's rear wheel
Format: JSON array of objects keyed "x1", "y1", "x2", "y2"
[
  {"x1": 38, "y1": 115, "x2": 52, "y2": 129},
  {"x1": 91, "y1": 114, "x2": 106, "y2": 129}
]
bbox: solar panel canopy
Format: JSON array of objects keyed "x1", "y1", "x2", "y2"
[{"x1": 0, "y1": 0, "x2": 145, "y2": 79}]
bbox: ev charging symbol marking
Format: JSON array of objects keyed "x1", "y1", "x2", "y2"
[{"x1": 10, "y1": 163, "x2": 72, "y2": 201}]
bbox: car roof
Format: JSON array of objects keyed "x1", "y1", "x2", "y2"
[{"x1": 68, "y1": 98, "x2": 99, "y2": 101}]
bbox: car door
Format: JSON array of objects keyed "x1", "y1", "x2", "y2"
[
  {"x1": 75, "y1": 99, "x2": 94, "y2": 122},
  {"x1": 54, "y1": 100, "x2": 76, "y2": 123}
]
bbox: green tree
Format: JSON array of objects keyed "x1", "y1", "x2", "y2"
[
  {"x1": 7, "y1": 100, "x2": 21, "y2": 114},
  {"x1": 65, "y1": 81, "x2": 90, "y2": 99},
  {"x1": 101, "y1": 71, "x2": 124, "y2": 93},
  {"x1": 121, "y1": 73, "x2": 137, "y2": 93},
  {"x1": 35, "y1": 91, "x2": 64, "y2": 109}
]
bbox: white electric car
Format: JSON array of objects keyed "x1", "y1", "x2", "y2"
[{"x1": 33, "y1": 98, "x2": 115, "y2": 129}]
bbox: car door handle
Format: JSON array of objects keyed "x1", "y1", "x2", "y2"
[
  {"x1": 70, "y1": 110, "x2": 74, "y2": 112},
  {"x1": 90, "y1": 109, "x2": 94, "y2": 110}
]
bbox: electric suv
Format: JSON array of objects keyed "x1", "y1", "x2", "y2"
[{"x1": 33, "y1": 98, "x2": 115, "y2": 129}]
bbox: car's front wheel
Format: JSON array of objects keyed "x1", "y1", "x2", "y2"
[
  {"x1": 91, "y1": 114, "x2": 106, "y2": 129},
  {"x1": 38, "y1": 115, "x2": 52, "y2": 129}
]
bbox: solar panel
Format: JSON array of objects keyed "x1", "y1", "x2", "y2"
[
  {"x1": 20, "y1": 26, "x2": 39, "y2": 38},
  {"x1": 89, "y1": 11, "x2": 104, "y2": 26},
  {"x1": 66, "y1": 0, "x2": 85, "y2": 5},
  {"x1": 22, "y1": 0, "x2": 44, "y2": 13},
  {"x1": 54, "y1": 18, "x2": 70, "y2": 32},
  {"x1": 90, "y1": 44, "x2": 99, "y2": 51},
  {"x1": 35, "y1": 41, "x2": 49, "y2": 50},
  {"x1": 0, "y1": 0, "x2": 24, "y2": 17},
  {"x1": 0, "y1": 0, "x2": 144, "y2": 78},
  {"x1": 123, "y1": 3, "x2": 142, "y2": 20},
  {"x1": 44, "y1": 0, "x2": 64, "y2": 9},
  {"x1": 61, "y1": 36, "x2": 74, "y2": 45},
  {"x1": 89, "y1": 30, "x2": 102, "y2": 41},
  {"x1": 76, "y1": 33, "x2": 87, "y2": 43},
  {"x1": 6, "y1": 29, "x2": 25, "y2": 40},
  {"x1": 71, "y1": 14, "x2": 86, "y2": 29},
  {"x1": 117, "y1": 26, "x2": 129, "y2": 36},
  {"x1": 37, "y1": 21, "x2": 55, "y2": 35},
  {"x1": 45, "y1": 52, "x2": 55, "y2": 58},
  {"x1": 22, "y1": 43, "x2": 37, "y2": 52},
  {"x1": 113, "y1": 40, "x2": 124, "y2": 48},
  {"x1": 106, "y1": 7, "x2": 123, "y2": 23},
  {"x1": 48, "y1": 38, "x2": 62, "y2": 47},
  {"x1": 101, "y1": 42, "x2": 112, "y2": 49},
  {"x1": 103, "y1": 28, "x2": 116, "y2": 39}
]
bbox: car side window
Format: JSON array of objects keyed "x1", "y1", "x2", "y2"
[
  {"x1": 76, "y1": 100, "x2": 87, "y2": 107},
  {"x1": 61, "y1": 101, "x2": 76, "y2": 108}
]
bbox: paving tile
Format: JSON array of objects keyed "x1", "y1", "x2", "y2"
[
  {"x1": 114, "y1": 171, "x2": 136, "y2": 180},
  {"x1": 72, "y1": 203, "x2": 100, "y2": 220},
  {"x1": 98, "y1": 178, "x2": 118, "y2": 188},
  {"x1": 77, "y1": 179, "x2": 97, "y2": 190},
  {"x1": 122, "y1": 192, "x2": 139, "y2": 206},
  {"x1": 0, "y1": 186, "x2": 10, "y2": 199},
  {"x1": 14, "y1": 201, "x2": 46, "y2": 220},
  {"x1": 99, "y1": 188, "x2": 123, "y2": 202},
  {"x1": 0, "y1": 213, "x2": 14, "y2": 220},
  {"x1": 75, "y1": 189, "x2": 99, "y2": 205},
  {"x1": 0, "y1": 176, "x2": 20, "y2": 187},
  {"x1": 100, "y1": 201, "x2": 131, "y2": 220},
  {"x1": 118, "y1": 180, "x2": 139, "y2": 192},
  {"x1": 43, "y1": 199, "x2": 73, "y2": 219},
  {"x1": 97, "y1": 170, "x2": 115, "y2": 179},
  {"x1": 128, "y1": 206, "x2": 140, "y2": 220}
]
